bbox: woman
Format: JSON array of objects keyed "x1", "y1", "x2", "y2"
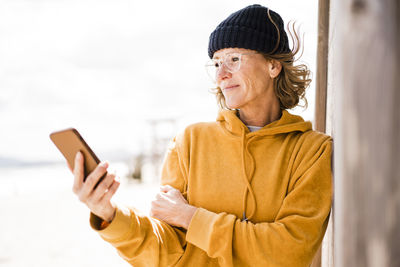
[{"x1": 71, "y1": 4, "x2": 332, "y2": 267}]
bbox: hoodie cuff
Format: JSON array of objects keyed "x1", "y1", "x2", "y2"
[
  {"x1": 185, "y1": 207, "x2": 218, "y2": 250},
  {"x1": 89, "y1": 206, "x2": 133, "y2": 241}
]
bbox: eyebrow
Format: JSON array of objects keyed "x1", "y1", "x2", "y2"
[
  {"x1": 213, "y1": 52, "x2": 239, "y2": 59},
  {"x1": 213, "y1": 54, "x2": 228, "y2": 60}
]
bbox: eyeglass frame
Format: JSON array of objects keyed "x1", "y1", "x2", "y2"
[{"x1": 205, "y1": 52, "x2": 259, "y2": 82}]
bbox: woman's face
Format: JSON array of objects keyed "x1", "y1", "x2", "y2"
[{"x1": 213, "y1": 48, "x2": 280, "y2": 110}]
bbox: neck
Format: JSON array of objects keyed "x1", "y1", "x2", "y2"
[{"x1": 238, "y1": 99, "x2": 282, "y2": 127}]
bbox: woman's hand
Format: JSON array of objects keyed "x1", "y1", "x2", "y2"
[
  {"x1": 69, "y1": 151, "x2": 120, "y2": 223},
  {"x1": 150, "y1": 185, "x2": 197, "y2": 229}
]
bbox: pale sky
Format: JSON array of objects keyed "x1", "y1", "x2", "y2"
[{"x1": 0, "y1": 0, "x2": 318, "y2": 164}]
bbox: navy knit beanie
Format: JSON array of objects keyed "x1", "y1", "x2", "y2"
[{"x1": 208, "y1": 4, "x2": 291, "y2": 58}]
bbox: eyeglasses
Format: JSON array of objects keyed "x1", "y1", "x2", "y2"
[{"x1": 205, "y1": 52, "x2": 257, "y2": 82}]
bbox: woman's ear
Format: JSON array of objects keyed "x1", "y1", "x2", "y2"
[{"x1": 268, "y1": 59, "x2": 282, "y2": 79}]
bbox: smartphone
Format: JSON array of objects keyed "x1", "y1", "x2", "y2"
[{"x1": 49, "y1": 128, "x2": 104, "y2": 181}]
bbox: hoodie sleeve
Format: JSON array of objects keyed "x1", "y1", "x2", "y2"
[
  {"x1": 89, "y1": 136, "x2": 188, "y2": 266},
  {"x1": 160, "y1": 135, "x2": 188, "y2": 194},
  {"x1": 185, "y1": 137, "x2": 333, "y2": 267},
  {"x1": 90, "y1": 206, "x2": 185, "y2": 266}
]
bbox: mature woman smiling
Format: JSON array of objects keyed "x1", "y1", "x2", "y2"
[{"x1": 71, "y1": 4, "x2": 332, "y2": 267}]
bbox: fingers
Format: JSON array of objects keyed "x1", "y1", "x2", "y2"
[
  {"x1": 91, "y1": 171, "x2": 118, "y2": 201},
  {"x1": 160, "y1": 184, "x2": 176, "y2": 193},
  {"x1": 101, "y1": 178, "x2": 121, "y2": 203},
  {"x1": 72, "y1": 151, "x2": 84, "y2": 194},
  {"x1": 78, "y1": 161, "x2": 109, "y2": 202},
  {"x1": 71, "y1": 155, "x2": 120, "y2": 222},
  {"x1": 160, "y1": 185, "x2": 183, "y2": 200},
  {"x1": 150, "y1": 197, "x2": 163, "y2": 218}
]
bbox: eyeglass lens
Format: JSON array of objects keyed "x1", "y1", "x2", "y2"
[{"x1": 205, "y1": 53, "x2": 242, "y2": 82}]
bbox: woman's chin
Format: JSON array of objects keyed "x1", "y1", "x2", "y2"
[
  {"x1": 226, "y1": 103, "x2": 240, "y2": 110},
  {"x1": 225, "y1": 99, "x2": 241, "y2": 110}
]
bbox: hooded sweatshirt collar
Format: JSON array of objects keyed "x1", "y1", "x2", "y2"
[
  {"x1": 216, "y1": 109, "x2": 312, "y2": 221},
  {"x1": 217, "y1": 109, "x2": 312, "y2": 137}
]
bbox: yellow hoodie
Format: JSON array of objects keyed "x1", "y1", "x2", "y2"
[{"x1": 90, "y1": 109, "x2": 333, "y2": 267}]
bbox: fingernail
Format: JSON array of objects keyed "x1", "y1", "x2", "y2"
[
  {"x1": 100, "y1": 161, "x2": 108, "y2": 167},
  {"x1": 76, "y1": 151, "x2": 82, "y2": 158}
]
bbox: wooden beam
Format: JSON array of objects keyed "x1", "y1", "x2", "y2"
[
  {"x1": 311, "y1": 0, "x2": 330, "y2": 266},
  {"x1": 314, "y1": 0, "x2": 330, "y2": 133},
  {"x1": 333, "y1": 0, "x2": 400, "y2": 266}
]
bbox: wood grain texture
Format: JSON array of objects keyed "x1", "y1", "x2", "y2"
[
  {"x1": 333, "y1": 0, "x2": 400, "y2": 266},
  {"x1": 314, "y1": 0, "x2": 330, "y2": 134},
  {"x1": 311, "y1": 0, "x2": 331, "y2": 266}
]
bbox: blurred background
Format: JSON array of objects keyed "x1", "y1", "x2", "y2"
[{"x1": 0, "y1": 0, "x2": 318, "y2": 266}]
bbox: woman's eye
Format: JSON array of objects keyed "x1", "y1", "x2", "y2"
[
  {"x1": 214, "y1": 62, "x2": 220, "y2": 68},
  {"x1": 231, "y1": 56, "x2": 240, "y2": 62}
]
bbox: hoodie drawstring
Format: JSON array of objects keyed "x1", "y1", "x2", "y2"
[
  {"x1": 217, "y1": 109, "x2": 312, "y2": 222},
  {"x1": 240, "y1": 128, "x2": 257, "y2": 222}
]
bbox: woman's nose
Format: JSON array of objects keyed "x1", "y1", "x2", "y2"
[{"x1": 216, "y1": 64, "x2": 232, "y2": 82}]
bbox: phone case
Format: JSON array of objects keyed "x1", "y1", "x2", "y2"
[{"x1": 49, "y1": 128, "x2": 101, "y2": 179}]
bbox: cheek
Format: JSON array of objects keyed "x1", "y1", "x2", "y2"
[
  {"x1": 234, "y1": 73, "x2": 252, "y2": 92},
  {"x1": 236, "y1": 72, "x2": 264, "y2": 96},
  {"x1": 255, "y1": 77, "x2": 271, "y2": 91},
  {"x1": 238, "y1": 65, "x2": 266, "y2": 85},
  {"x1": 231, "y1": 64, "x2": 272, "y2": 95},
  {"x1": 252, "y1": 69, "x2": 272, "y2": 91}
]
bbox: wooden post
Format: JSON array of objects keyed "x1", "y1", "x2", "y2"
[
  {"x1": 311, "y1": 0, "x2": 330, "y2": 266},
  {"x1": 314, "y1": 0, "x2": 330, "y2": 133},
  {"x1": 333, "y1": 0, "x2": 400, "y2": 266}
]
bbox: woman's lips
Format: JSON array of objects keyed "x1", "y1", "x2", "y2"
[{"x1": 223, "y1": 85, "x2": 239, "y2": 91}]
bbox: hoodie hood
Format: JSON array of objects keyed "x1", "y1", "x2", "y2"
[
  {"x1": 217, "y1": 109, "x2": 312, "y2": 137},
  {"x1": 216, "y1": 109, "x2": 312, "y2": 222}
]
